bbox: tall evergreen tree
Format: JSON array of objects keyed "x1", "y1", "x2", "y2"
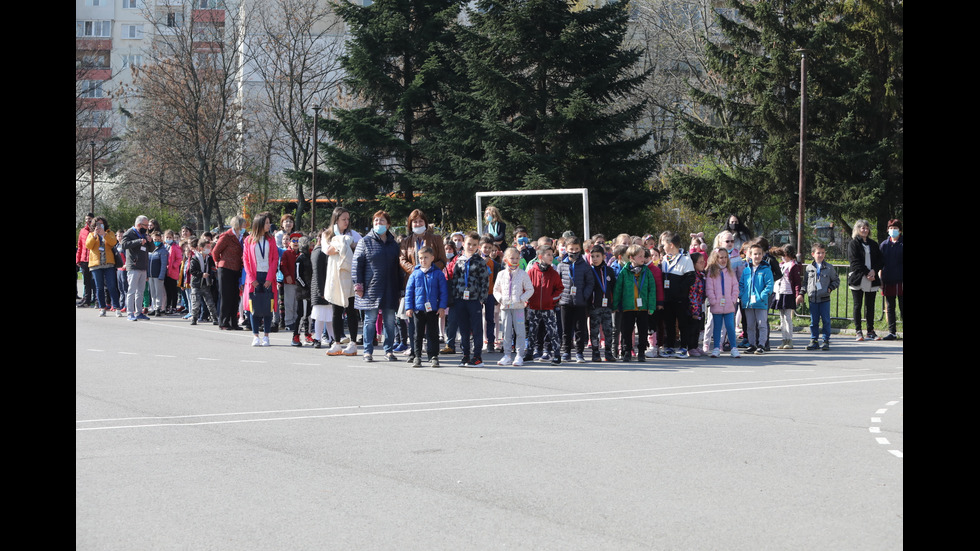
[
  {"x1": 670, "y1": 0, "x2": 829, "y2": 235},
  {"x1": 438, "y1": 0, "x2": 661, "y2": 236},
  {"x1": 322, "y1": 0, "x2": 465, "y2": 224}
]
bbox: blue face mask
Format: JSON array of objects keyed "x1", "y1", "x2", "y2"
[
  {"x1": 888, "y1": 229, "x2": 900, "y2": 238},
  {"x1": 153, "y1": 241, "x2": 162, "y2": 247},
  {"x1": 373, "y1": 224, "x2": 387, "y2": 235}
]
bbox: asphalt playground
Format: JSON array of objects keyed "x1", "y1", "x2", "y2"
[{"x1": 76, "y1": 305, "x2": 903, "y2": 550}]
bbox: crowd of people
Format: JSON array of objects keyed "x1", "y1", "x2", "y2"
[{"x1": 75, "y1": 209, "x2": 904, "y2": 367}]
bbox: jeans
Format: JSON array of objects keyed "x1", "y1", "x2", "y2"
[
  {"x1": 712, "y1": 312, "x2": 736, "y2": 350},
  {"x1": 809, "y1": 300, "x2": 831, "y2": 341},
  {"x1": 362, "y1": 307, "x2": 396, "y2": 355},
  {"x1": 91, "y1": 266, "x2": 120, "y2": 310}
]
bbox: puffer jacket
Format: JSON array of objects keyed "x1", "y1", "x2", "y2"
[
  {"x1": 526, "y1": 261, "x2": 563, "y2": 311},
  {"x1": 612, "y1": 264, "x2": 657, "y2": 313},
  {"x1": 558, "y1": 255, "x2": 595, "y2": 307},
  {"x1": 706, "y1": 267, "x2": 740, "y2": 315},
  {"x1": 405, "y1": 265, "x2": 448, "y2": 313},
  {"x1": 352, "y1": 230, "x2": 402, "y2": 310},
  {"x1": 309, "y1": 245, "x2": 329, "y2": 306}
]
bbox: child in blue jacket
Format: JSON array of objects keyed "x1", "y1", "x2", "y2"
[
  {"x1": 405, "y1": 246, "x2": 448, "y2": 367},
  {"x1": 740, "y1": 242, "x2": 774, "y2": 354}
]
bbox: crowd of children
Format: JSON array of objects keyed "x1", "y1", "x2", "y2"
[{"x1": 79, "y1": 209, "x2": 899, "y2": 364}]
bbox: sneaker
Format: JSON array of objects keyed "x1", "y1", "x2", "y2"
[
  {"x1": 313, "y1": 339, "x2": 322, "y2": 349},
  {"x1": 561, "y1": 353, "x2": 572, "y2": 363},
  {"x1": 116, "y1": 310, "x2": 123, "y2": 318},
  {"x1": 440, "y1": 345, "x2": 455, "y2": 354},
  {"x1": 261, "y1": 336, "x2": 271, "y2": 347},
  {"x1": 128, "y1": 314, "x2": 137, "y2": 322},
  {"x1": 386, "y1": 353, "x2": 398, "y2": 362},
  {"x1": 575, "y1": 353, "x2": 586, "y2": 363},
  {"x1": 754, "y1": 347, "x2": 764, "y2": 355},
  {"x1": 251, "y1": 336, "x2": 261, "y2": 347},
  {"x1": 392, "y1": 343, "x2": 407, "y2": 353},
  {"x1": 291, "y1": 335, "x2": 302, "y2": 347},
  {"x1": 855, "y1": 331, "x2": 864, "y2": 342},
  {"x1": 806, "y1": 340, "x2": 820, "y2": 350},
  {"x1": 364, "y1": 353, "x2": 374, "y2": 362},
  {"x1": 469, "y1": 357, "x2": 484, "y2": 367},
  {"x1": 183, "y1": 313, "x2": 193, "y2": 320},
  {"x1": 622, "y1": 351, "x2": 632, "y2": 362},
  {"x1": 512, "y1": 355, "x2": 524, "y2": 366},
  {"x1": 539, "y1": 353, "x2": 552, "y2": 363},
  {"x1": 305, "y1": 334, "x2": 315, "y2": 344},
  {"x1": 532, "y1": 351, "x2": 543, "y2": 362},
  {"x1": 431, "y1": 357, "x2": 440, "y2": 368},
  {"x1": 99, "y1": 309, "x2": 107, "y2": 317},
  {"x1": 710, "y1": 348, "x2": 721, "y2": 358},
  {"x1": 498, "y1": 355, "x2": 513, "y2": 366},
  {"x1": 326, "y1": 343, "x2": 344, "y2": 356},
  {"x1": 882, "y1": 333, "x2": 897, "y2": 341},
  {"x1": 592, "y1": 351, "x2": 601, "y2": 363},
  {"x1": 343, "y1": 342, "x2": 358, "y2": 356},
  {"x1": 731, "y1": 348, "x2": 741, "y2": 358},
  {"x1": 412, "y1": 356, "x2": 422, "y2": 368},
  {"x1": 524, "y1": 350, "x2": 535, "y2": 363},
  {"x1": 821, "y1": 340, "x2": 830, "y2": 351},
  {"x1": 136, "y1": 314, "x2": 151, "y2": 321},
  {"x1": 689, "y1": 348, "x2": 702, "y2": 357},
  {"x1": 190, "y1": 318, "x2": 197, "y2": 326},
  {"x1": 663, "y1": 348, "x2": 675, "y2": 358},
  {"x1": 604, "y1": 350, "x2": 615, "y2": 362},
  {"x1": 745, "y1": 345, "x2": 757, "y2": 354},
  {"x1": 676, "y1": 348, "x2": 690, "y2": 358},
  {"x1": 648, "y1": 347, "x2": 660, "y2": 359},
  {"x1": 459, "y1": 356, "x2": 471, "y2": 367},
  {"x1": 550, "y1": 356, "x2": 561, "y2": 366},
  {"x1": 867, "y1": 332, "x2": 882, "y2": 341},
  {"x1": 637, "y1": 352, "x2": 647, "y2": 362}
]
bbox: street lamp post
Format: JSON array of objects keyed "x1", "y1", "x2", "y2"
[
  {"x1": 796, "y1": 49, "x2": 808, "y2": 263},
  {"x1": 311, "y1": 105, "x2": 321, "y2": 233},
  {"x1": 90, "y1": 140, "x2": 96, "y2": 214}
]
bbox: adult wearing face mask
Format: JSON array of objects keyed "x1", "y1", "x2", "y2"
[
  {"x1": 120, "y1": 215, "x2": 153, "y2": 321},
  {"x1": 483, "y1": 206, "x2": 507, "y2": 250},
  {"x1": 353, "y1": 210, "x2": 402, "y2": 362},
  {"x1": 878, "y1": 219, "x2": 903, "y2": 340},
  {"x1": 398, "y1": 209, "x2": 448, "y2": 362},
  {"x1": 212, "y1": 215, "x2": 248, "y2": 330}
]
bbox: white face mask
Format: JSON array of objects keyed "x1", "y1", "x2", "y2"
[
  {"x1": 446, "y1": 252, "x2": 455, "y2": 260},
  {"x1": 333, "y1": 224, "x2": 341, "y2": 236},
  {"x1": 412, "y1": 225, "x2": 426, "y2": 235}
]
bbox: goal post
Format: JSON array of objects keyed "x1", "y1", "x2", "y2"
[{"x1": 475, "y1": 188, "x2": 590, "y2": 241}]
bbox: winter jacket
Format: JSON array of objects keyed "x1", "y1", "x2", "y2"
[
  {"x1": 85, "y1": 231, "x2": 117, "y2": 269},
  {"x1": 449, "y1": 254, "x2": 491, "y2": 302},
  {"x1": 309, "y1": 245, "x2": 329, "y2": 306},
  {"x1": 847, "y1": 237, "x2": 883, "y2": 288},
  {"x1": 660, "y1": 251, "x2": 695, "y2": 305},
  {"x1": 879, "y1": 236, "x2": 903, "y2": 285},
  {"x1": 405, "y1": 264, "x2": 449, "y2": 313},
  {"x1": 558, "y1": 255, "x2": 595, "y2": 307},
  {"x1": 189, "y1": 251, "x2": 216, "y2": 290},
  {"x1": 148, "y1": 242, "x2": 169, "y2": 280},
  {"x1": 399, "y1": 230, "x2": 448, "y2": 279},
  {"x1": 800, "y1": 261, "x2": 839, "y2": 303},
  {"x1": 740, "y1": 262, "x2": 774, "y2": 309},
  {"x1": 211, "y1": 229, "x2": 244, "y2": 271},
  {"x1": 294, "y1": 250, "x2": 312, "y2": 300},
  {"x1": 493, "y1": 265, "x2": 535, "y2": 310},
  {"x1": 166, "y1": 241, "x2": 182, "y2": 280},
  {"x1": 325, "y1": 232, "x2": 355, "y2": 306},
  {"x1": 242, "y1": 234, "x2": 280, "y2": 312},
  {"x1": 280, "y1": 248, "x2": 299, "y2": 283},
  {"x1": 588, "y1": 262, "x2": 617, "y2": 310},
  {"x1": 705, "y1": 267, "x2": 741, "y2": 315},
  {"x1": 612, "y1": 264, "x2": 657, "y2": 313},
  {"x1": 526, "y1": 261, "x2": 563, "y2": 311},
  {"x1": 689, "y1": 271, "x2": 706, "y2": 318},
  {"x1": 352, "y1": 230, "x2": 402, "y2": 311},
  {"x1": 76, "y1": 226, "x2": 91, "y2": 264},
  {"x1": 120, "y1": 226, "x2": 150, "y2": 271}
]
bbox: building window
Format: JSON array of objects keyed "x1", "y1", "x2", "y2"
[
  {"x1": 121, "y1": 54, "x2": 143, "y2": 68},
  {"x1": 122, "y1": 0, "x2": 139, "y2": 8},
  {"x1": 76, "y1": 20, "x2": 112, "y2": 38},
  {"x1": 122, "y1": 24, "x2": 144, "y2": 39},
  {"x1": 79, "y1": 80, "x2": 106, "y2": 99}
]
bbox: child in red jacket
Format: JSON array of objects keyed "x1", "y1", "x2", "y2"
[{"x1": 525, "y1": 246, "x2": 564, "y2": 365}]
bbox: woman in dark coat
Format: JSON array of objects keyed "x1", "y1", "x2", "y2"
[
  {"x1": 352, "y1": 210, "x2": 403, "y2": 362},
  {"x1": 847, "y1": 219, "x2": 884, "y2": 341}
]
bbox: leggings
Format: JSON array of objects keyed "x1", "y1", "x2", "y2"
[{"x1": 851, "y1": 289, "x2": 877, "y2": 333}]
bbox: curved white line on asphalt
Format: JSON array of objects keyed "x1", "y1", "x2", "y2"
[
  {"x1": 76, "y1": 375, "x2": 902, "y2": 431},
  {"x1": 870, "y1": 398, "x2": 903, "y2": 458}
]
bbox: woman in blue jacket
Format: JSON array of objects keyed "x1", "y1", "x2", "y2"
[{"x1": 352, "y1": 210, "x2": 403, "y2": 362}]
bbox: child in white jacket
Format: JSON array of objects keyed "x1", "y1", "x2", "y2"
[{"x1": 493, "y1": 247, "x2": 535, "y2": 366}]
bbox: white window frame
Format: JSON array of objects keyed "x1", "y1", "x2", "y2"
[
  {"x1": 79, "y1": 80, "x2": 106, "y2": 98},
  {"x1": 121, "y1": 24, "x2": 144, "y2": 39},
  {"x1": 475, "y1": 188, "x2": 591, "y2": 240},
  {"x1": 77, "y1": 20, "x2": 112, "y2": 38}
]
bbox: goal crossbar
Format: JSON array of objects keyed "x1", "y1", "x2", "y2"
[{"x1": 475, "y1": 188, "x2": 590, "y2": 240}]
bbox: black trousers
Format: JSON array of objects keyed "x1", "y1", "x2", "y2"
[
  {"x1": 413, "y1": 310, "x2": 440, "y2": 359},
  {"x1": 217, "y1": 267, "x2": 241, "y2": 328}
]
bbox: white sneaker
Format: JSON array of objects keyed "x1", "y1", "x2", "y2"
[
  {"x1": 326, "y1": 342, "x2": 344, "y2": 356},
  {"x1": 497, "y1": 354, "x2": 513, "y2": 366},
  {"x1": 343, "y1": 342, "x2": 358, "y2": 356},
  {"x1": 115, "y1": 310, "x2": 123, "y2": 317},
  {"x1": 711, "y1": 348, "x2": 720, "y2": 358},
  {"x1": 261, "y1": 336, "x2": 270, "y2": 347},
  {"x1": 731, "y1": 348, "x2": 741, "y2": 358},
  {"x1": 251, "y1": 336, "x2": 261, "y2": 347},
  {"x1": 99, "y1": 309, "x2": 107, "y2": 317},
  {"x1": 512, "y1": 355, "x2": 524, "y2": 367}
]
